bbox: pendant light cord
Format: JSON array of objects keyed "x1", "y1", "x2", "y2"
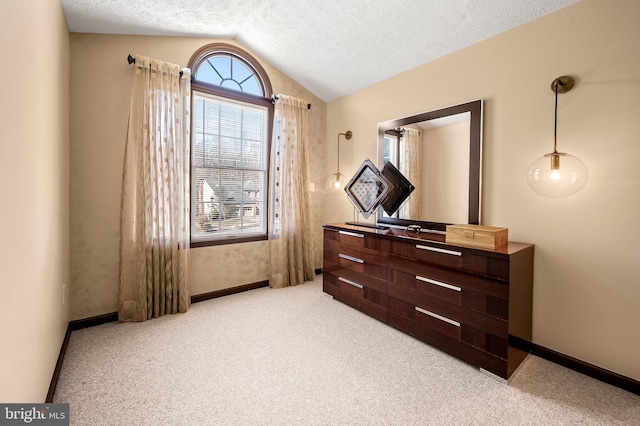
[
  {"x1": 553, "y1": 80, "x2": 559, "y2": 154},
  {"x1": 336, "y1": 133, "x2": 341, "y2": 175}
]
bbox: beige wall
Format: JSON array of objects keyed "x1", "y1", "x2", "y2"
[
  {"x1": 326, "y1": 0, "x2": 640, "y2": 381},
  {"x1": 69, "y1": 34, "x2": 326, "y2": 320},
  {"x1": 0, "y1": 1, "x2": 70, "y2": 401},
  {"x1": 422, "y1": 121, "x2": 470, "y2": 223}
]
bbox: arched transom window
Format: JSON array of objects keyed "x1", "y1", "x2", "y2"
[
  {"x1": 190, "y1": 43, "x2": 272, "y2": 97},
  {"x1": 195, "y1": 54, "x2": 262, "y2": 96}
]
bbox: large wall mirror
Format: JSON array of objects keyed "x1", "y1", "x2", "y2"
[{"x1": 376, "y1": 99, "x2": 483, "y2": 231}]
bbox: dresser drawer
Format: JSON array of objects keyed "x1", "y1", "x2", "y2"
[
  {"x1": 389, "y1": 268, "x2": 461, "y2": 305},
  {"x1": 388, "y1": 297, "x2": 460, "y2": 340},
  {"x1": 462, "y1": 254, "x2": 509, "y2": 281},
  {"x1": 325, "y1": 238, "x2": 387, "y2": 266},
  {"x1": 388, "y1": 255, "x2": 508, "y2": 300},
  {"x1": 323, "y1": 265, "x2": 388, "y2": 294},
  {"x1": 324, "y1": 246, "x2": 387, "y2": 282},
  {"x1": 389, "y1": 269, "x2": 507, "y2": 337},
  {"x1": 390, "y1": 239, "x2": 509, "y2": 280},
  {"x1": 388, "y1": 297, "x2": 508, "y2": 377},
  {"x1": 392, "y1": 240, "x2": 463, "y2": 269},
  {"x1": 460, "y1": 326, "x2": 508, "y2": 360},
  {"x1": 323, "y1": 272, "x2": 387, "y2": 322},
  {"x1": 324, "y1": 228, "x2": 391, "y2": 253},
  {"x1": 324, "y1": 237, "x2": 388, "y2": 281},
  {"x1": 389, "y1": 269, "x2": 508, "y2": 321}
]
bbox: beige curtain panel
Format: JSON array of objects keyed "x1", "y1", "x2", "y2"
[
  {"x1": 399, "y1": 128, "x2": 422, "y2": 219},
  {"x1": 269, "y1": 94, "x2": 315, "y2": 288},
  {"x1": 119, "y1": 55, "x2": 192, "y2": 322}
]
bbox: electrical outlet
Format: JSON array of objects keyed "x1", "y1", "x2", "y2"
[{"x1": 62, "y1": 284, "x2": 66, "y2": 305}]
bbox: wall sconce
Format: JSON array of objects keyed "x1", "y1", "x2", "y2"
[
  {"x1": 326, "y1": 130, "x2": 353, "y2": 191},
  {"x1": 527, "y1": 76, "x2": 588, "y2": 198}
]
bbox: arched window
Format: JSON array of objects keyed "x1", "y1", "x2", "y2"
[
  {"x1": 189, "y1": 43, "x2": 274, "y2": 247},
  {"x1": 190, "y1": 43, "x2": 272, "y2": 97}
]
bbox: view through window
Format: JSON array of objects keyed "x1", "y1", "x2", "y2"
[{"x1": 192, "y1": 94, "x2": 268, "y2": 238}]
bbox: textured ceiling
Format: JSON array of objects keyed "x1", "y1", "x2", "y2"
[{"x1": 61, "y1": 0, "x2": 579, "y2": 102}]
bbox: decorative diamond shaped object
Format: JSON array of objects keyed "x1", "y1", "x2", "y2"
[
  {"x1": 344, "y1": 159, "x2": 392, "y2": 219},
  {"x1": 380, "y1": 161, "x2": 415, "y2": 216}
]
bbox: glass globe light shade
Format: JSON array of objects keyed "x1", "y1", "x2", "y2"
[
  {"x1": 326, "y1": 172, "x2": 347, "y2": 191},
  {"x1": 527, "y1": 152, "x2": 588, "y2": 198}
]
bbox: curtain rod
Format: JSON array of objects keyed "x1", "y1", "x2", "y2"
[
  {"x1": 271, "y1": 95, "x2": 311, "y2": 110},
  {"x1": 394, "y1": 127, "x2": 420, "y2": 135},
  {"x1": 127, "y1": 54, "x2": 183, "y2": 77},
  {"x1": 127, "y1": 55, "x2": 310, "y2": 109}
]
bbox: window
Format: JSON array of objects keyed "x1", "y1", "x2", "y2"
[
  {"x1": 382, "y1": 132, "x2": 400, "y2": 218},
  {"x1": 189, "y1": 44, "x2": 273, "y2": 246},
  {"x1": 383, "y1": 133, "x2": 399, "y2": 166}
]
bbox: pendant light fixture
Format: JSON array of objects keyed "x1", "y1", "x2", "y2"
[
  {"x1": 527, "y1": 76, "x2": 588, "y2": 198},
  {"x1": 326, "y1": 130, "x2": 352, "y2": 191}
]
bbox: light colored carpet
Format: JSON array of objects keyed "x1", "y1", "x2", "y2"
[{"x1": 54, "y1": 276, "x2": 640, "y2": 425}]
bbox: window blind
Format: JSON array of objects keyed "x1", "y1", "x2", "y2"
[{"x1": 192, "y1": 92, "x2": 268, "y2": 239}]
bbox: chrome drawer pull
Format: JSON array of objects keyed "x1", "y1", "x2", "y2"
[
  {"x1": 415, "y1": 306, "x2": 460, "y2": 327},
  {"x1": 339, "y1": 230, "x2": 365, "y2": 238},
  {"x1": 416, "y1": 244, "x2": 462, "y2": 257},
  {"x1": 416, "y1": 276, "x2": 461, "y2": 292},
  {"x1": 339, "y1": 277, "x2": 364, "y2": 289},
  {"x1": 339, "y1": 253, "x2": 364, "y2": 264}
]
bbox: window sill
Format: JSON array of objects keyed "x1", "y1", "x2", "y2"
[{"x1": 190, "y1": 234, "x2": 268, "y2": 248}]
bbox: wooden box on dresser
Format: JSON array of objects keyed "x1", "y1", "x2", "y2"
[{"x1": 322, "y1": 223, "x2": 534, "y2": 380}]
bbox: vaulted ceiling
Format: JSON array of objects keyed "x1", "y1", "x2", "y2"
[{"x1": 61, "y1": 0, "x2": 579, "y2": 102}]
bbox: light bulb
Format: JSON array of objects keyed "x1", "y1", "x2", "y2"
[{"x1": 550, "y1": 169, "x2": 562, "y2": 181}]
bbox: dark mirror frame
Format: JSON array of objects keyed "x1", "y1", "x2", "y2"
[{"x1": 376, "y1": 99, "x2": 483, "y2": 231}]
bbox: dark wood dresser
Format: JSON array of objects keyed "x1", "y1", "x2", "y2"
[{"x1": 322, "y1": 222, "x2": 534, "y2": 380}]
